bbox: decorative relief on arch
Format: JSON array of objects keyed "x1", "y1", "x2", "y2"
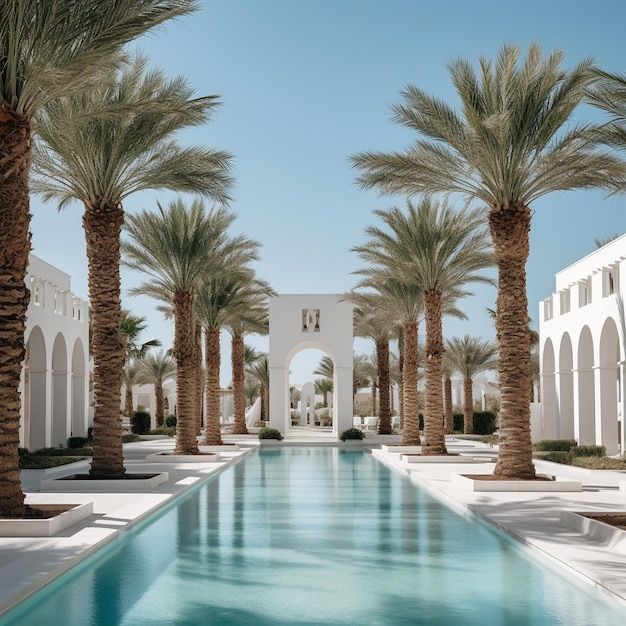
[{"x1": 301, "y1": 309, "x2": 320, "y2": 333}]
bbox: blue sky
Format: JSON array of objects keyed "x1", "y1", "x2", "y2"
[{"x1": 29, "y1": 0, "x2": 626, "y2": 386}]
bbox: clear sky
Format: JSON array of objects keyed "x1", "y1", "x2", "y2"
[{"x1": 29, "y1": 0, "x2": 626, "y2": 387}]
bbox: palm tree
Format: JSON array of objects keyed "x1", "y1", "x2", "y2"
[
  {"x1": 122, "y1": 200, "x2": 238, "y2": 455},
  {"x1": 31, "y1": 55, "x2": 232, "y2": 478},
  {"x1": 246, "y1": 352, "x2": 271, "y2": 423},
  {"x1": 121, "y1": 361, "x2": 143, "y2": 419},
  {"x1": 0, "y1": 0, "x2": 198, "y2": 517},
  {"x1": 138, "y1": 350, "x2": 176, "y2": 427},
  {"x1": 314, "y1": 378, "x2": 334, "y2": 408},
  {"x1": 445, "y1": 335, "x2": 498, "y2": 435},
  {"x1": 348, "y1": 293, "x2": 396, "y2": 434},
  {"x1": 353, "y1": 199, "x2": 493, "y2": 454},
  {"x1": 351, "y1": 43, "x2": 624, "y2": 478},
  {"x1": 120, "y1": 311, "x2": 161, "y2": 416},
  {"x1": 314, "y1": 354, "x2": 370, "y2": 400},
  {"x1": 225, "y1": 283, "x2": 274, "y2": 435},
  {"x1": 195, "y1": 254, "x2": 263, "y2": 445},
  {"x1": 351, "y1": 278, "x2": 423, "y2": 444}
]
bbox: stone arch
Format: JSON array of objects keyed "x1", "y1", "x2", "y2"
[
  {"x1": 576, "y1": 326, "x2": 595, "y2": 445},
  {"x1": 52, "y1": 333, "x2": 68, "y2": 447},
  {"x1": 598, "y1": 318, "x2": 620, "y2": 455},
  {"x1": 557, "y1": 333, "x2": 574, "y2": 440},
  {"x1": 71, "y1": 338, "x2": 87, "y2": 438},
  {"x1": 25, "y1": 326, "x2": 47, "y2": 450},
  {"x1": 269, "y1": 295, "x2": 353, "y2": 438},
  {"x1": 540, "y1": 338, "x2": 556, "y2": 440}
]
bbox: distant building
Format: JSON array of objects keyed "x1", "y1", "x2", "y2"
[
  {"x1": 20, "y1": 255, "x2": 90, "y2": 449},
  {"x1": 539, "y1": 235, "x2": 625, "y2": 455}
]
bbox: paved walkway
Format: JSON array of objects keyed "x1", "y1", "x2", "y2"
[{"x1": 1, "y1": 434, "x2": 626, "y2": 617}]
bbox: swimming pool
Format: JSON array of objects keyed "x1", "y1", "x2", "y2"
[{"x1": 3, "y1": 447, "x2": 626, "y2": 625}]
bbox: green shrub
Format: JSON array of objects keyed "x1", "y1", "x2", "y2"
[
  {"x1": 571, "y1": 445, "x2": 606, "y2": 458},
  {"x1": 258, "y1": 426, "x2": 283, "y2": 441},
  {"x1": 67, "y1": 436, "x2": 90, "y2": 449},
  {"x1": 340, "y1": 427, "x2": 364, "y2": 441},
  {"x1": 453, "y1": 411, "x2": 497, "y2": 435},
  {"x1": 165, "y1": 415, "x2": 177, "y2": 428},
  {"x1": 150, "y1": 427, "x2": 176, "y2": 436},
  {"x1": 542, "y1": 451, "x2": 574, "y2": 464},
  {"x1": 122, "y1": 433, "x2": 141, "y2": 443},
  {"x1": 131, "y1": 410, "x2": 151, "y2": 435},
  {"x1": 533, "y1": 439, "x2": 577, "y2": 452},
  {"x1": 572, "y1": 456, "x2": 626, "y2": 470}
]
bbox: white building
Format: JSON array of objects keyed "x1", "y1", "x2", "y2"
[
  {"x1": 20, "y1": 255, "x2": 90, "y2": 449},
  {"x1": 539, "y1": 235, "x2": 626, "y2": 455}
]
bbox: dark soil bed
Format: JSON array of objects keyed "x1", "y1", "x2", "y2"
[
  {"x1": 462, "y1": 474, "x2": 554, "y2": 481},
  {"x1": 56, "y1": 473, "x2": 160, "y2": 481},
  {"x1": 580, "y1": 513, "x2": 626, "y2": 531},
  {"x1": 0, "y1": 504, "x2": 76, "y2": 520}
]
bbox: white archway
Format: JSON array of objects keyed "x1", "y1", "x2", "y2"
[{"x1": 269, "y1": 295, "x2": 353, "y2": 438}]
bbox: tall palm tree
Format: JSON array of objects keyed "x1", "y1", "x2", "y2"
[
  {"x1": 0, "y1": 0, "x2": 198, "y2": 517},
  {"x1": 348, "y1": 293, "x2": 396, "y2": 434},
  {"x1": 445, "y1": 335, "x2": 498, "y2": 434},
  {"x1": 353, "y1": 199, "x2": 493, "y2": 454},
  {"x1": 138, "y1": 350, "x2": 176, "y2": 427},
  {"x1": 122, "y1": 200, "x2": 238, "y2": 455},
  {"x1": 314, "y1": 378, "x2": 334, "y2": 408},
  {"x1": 225, "y1": 283, "x2": 274, "y2": 434},
  {"x1": 31, "y1": 56, "x2": 232, "y2": 478},
  {"x1": 349, "y1": 276, "x2": 423, "y2": 444},
  {"x1": 314, "y1": 353, "x2": 370, "y2": 400},
  {"x1": 195, "y1": 246, "x2": 263, "y2": 445},
  {"x1": 351, "y1": 43, "x2": 624, "y2": 477}
]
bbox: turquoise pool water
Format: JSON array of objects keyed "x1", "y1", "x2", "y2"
[{"x1": 3, "y1": 447, "x2": 626, "y2": 625}]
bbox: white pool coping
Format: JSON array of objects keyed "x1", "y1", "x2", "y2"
[{"x1": 1, "y1": 435, "x2": 626, "y2": 616}]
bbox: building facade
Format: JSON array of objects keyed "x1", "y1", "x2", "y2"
[
  {"x1": 19, "y1": 255, "x2": 90, "y2": 449},
  {"x1": 539, "y1": 235, "x2": 626, "y2": 455}
]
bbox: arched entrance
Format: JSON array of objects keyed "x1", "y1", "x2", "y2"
[{"x1": 269, "y1": 295, "x2": 353, "y2": 438}]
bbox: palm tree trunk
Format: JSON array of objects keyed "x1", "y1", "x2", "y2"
[
  {"x1": 203, "y1": 327, "x2": 223, "y2": 445},
  {"x1": 371, "y1": 378, "x2": 378, "y2": 416},
  {"x1": 0, "y1": 111, "x2": 30, "y2": 517},
  {"x1": 463, "y1": 377, "x2": 474, "y2": 435},
  {"x1": 490, "y1": 206, "x2": 535, "y2": 479},
  {"x1": 85, "y1": 202, "x2": 126, "y2": 478},
  {"x1": 401, "y1": 321, "x2": 420, "y2": 445},
  {"x1": 173, "y1": 289, "x2": 199, "y2": 455},
  {"x1": 194, "y1": 323, "x2": 203, "y2": 435},
  {"x1": 262, "y1": 385, "x2": 269, "y2": 422},
  {"x1": 377, "y1": 339, "x2": 392, "y2": 434},
  {"x1": 444, "y1": 376, "x2": 454, "y2": 434},
  {"x1": 398, "y1": 330, "x2": 405, "y2": 428},
  {"x1": 422, "y1": 290, "x2": 447, "y2": 455},
  {"x1": 124, "y1": 384, "x2": 133, "y2": 418},
  {"x1": 155, "y1": 382, "x2": 164, "y2": 427},
  {"x1": 231, "y1": 336, "x2": 248, "y2": 434}
]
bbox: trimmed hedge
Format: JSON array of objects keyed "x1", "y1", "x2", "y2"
[
  {"x1": 258, "y1": 426, "x2": 283, "y2": 441},
  {"x1": 533, "y1": 439, "x2": 577, "y2": 452},
  {"x1": 340, "y1": 428, "x2": 365, "y2": 441},
  {"x1": 453, "y1": 411, "x2": 497, "y2": 435}
]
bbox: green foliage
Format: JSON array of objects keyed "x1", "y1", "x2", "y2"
[
  {"x1": 165, "y1": 414, "x2": 177, "y2": 428},
  {"x1": 67, "y1": 436, "x2": 90, "y2": 449},
  {"x1": 258, "y1": 427, "x2": 283, "y2": 441},
  {"x1": 122, "y1": 434, "x2": 142, "y2": 443},
  {"x1": 542, "y1": 451, "x2": 575, "y2": 465},
  {"x1": 572, "y1": 456, "x2": 626, "y2": 470},
  {"x1": 150, "y1": 427, "x2": 176, "y2": 436},
  {"x1": 571, "y1": 445, "x2": 606, "y2": 458},
  {"x1": 19, "y1": 455, "x2": 90, "y2": 469},
  {"x1": 353, "y1": 396, "x2": 372, "y2": 418},
  {"x1": 453, "y1": 411, "x2": 497, "y2": 435},
  {"x1": 340, "y1": 428, "x2": 365, "y2": 441},
  {"x1": 533, "y1": 439, "x2": 578, "y2": 452},
  {"x1": 131, "y1": 409, "x2": 151, "y2": 435}
]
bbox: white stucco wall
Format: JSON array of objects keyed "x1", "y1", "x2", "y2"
[
  {"x1": 20, "y1": 254, "x2": 90, "y2": 449},
  {"x1": 539, "y1": 235, "x2": 626, "y2": 454},
  {"x1": 269, "y1": 294, "x2": 354, "y2": 438}
]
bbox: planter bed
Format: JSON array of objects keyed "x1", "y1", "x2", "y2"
[
  {"x1": 451, "y1": 473, "x2": 582, "y2": 492},
  {"x1": 0, "y1": 502, "x2": 93, "y2": 537},
  {"x1": 41, "y1": 472, "x2": 169, "y2": 491}
]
